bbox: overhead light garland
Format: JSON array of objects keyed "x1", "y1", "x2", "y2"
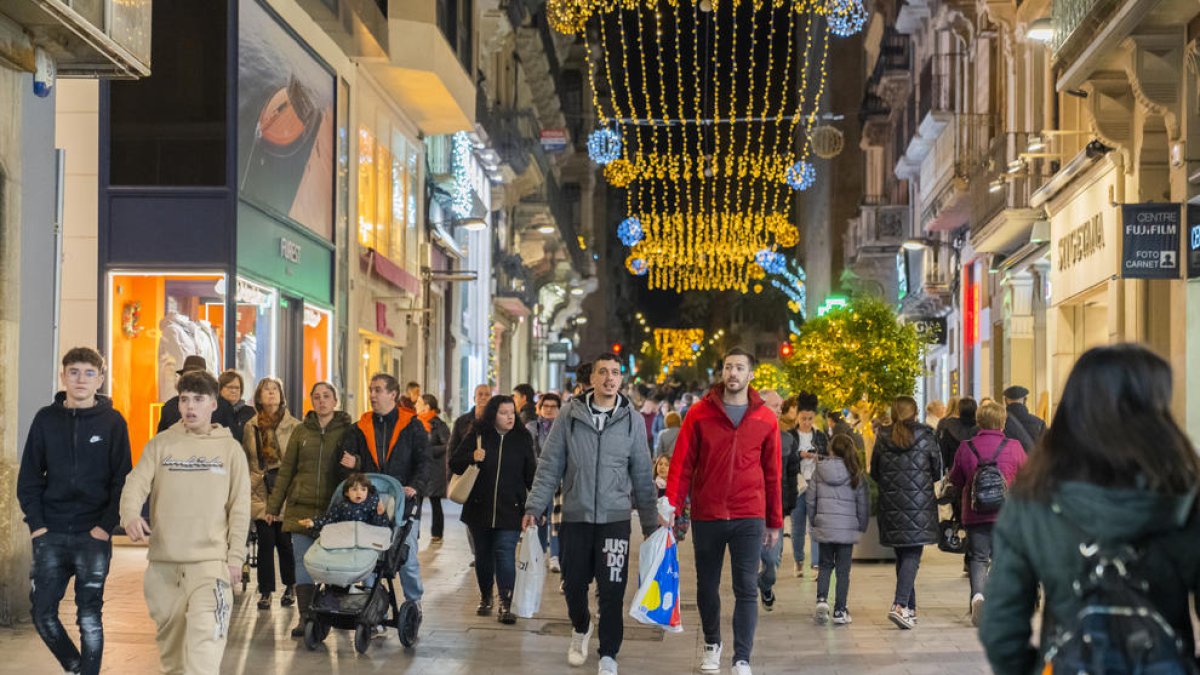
[
  {"x1": 618, "y1": 216, "x2": 645, "y2": 246},
  {"x1": 653, "y1": 328, "x2": 708, "y2": 380},
  {"x1": 587, "y1": 127, "x2": 623, "y2": 165},
  {"x1": 451, "y1": 131, "x2": 474, "y2": 218}
]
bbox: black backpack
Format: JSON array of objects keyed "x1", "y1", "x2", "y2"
[
  {"x1": 1046, "y1": 509, "x2": 1199, "y2": 675},
  {"x1": 967, "y1": 439, "x2": 1009, "y2": 513}
]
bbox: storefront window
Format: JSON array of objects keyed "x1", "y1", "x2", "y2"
[
  {"x1": 108, "y1": 272, "x2": 227, "y2": 463},
  {"x1": 359, "y1": 333, "x2": 402, "y2": 416},
  {"x1": 357, "y1": 107, "x2": 417, "y2": 265},
  {"x1": 234, "y1": 277, "x2": 278, "y2": 389},
  {"x1": 302, "y1": 306, "x2": 333, "y2": 414}
]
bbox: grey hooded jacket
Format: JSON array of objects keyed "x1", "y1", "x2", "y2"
[
  {"x1": 524, "y1": 392, "x2": 658, "y2": 536},
  {"x1": 807, "y1": 457, "x2": 870, "y2": 545}
]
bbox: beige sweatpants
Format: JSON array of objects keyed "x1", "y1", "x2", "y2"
[{"x1": 144, "y1": 561, "x2": 233, "y2": 675}]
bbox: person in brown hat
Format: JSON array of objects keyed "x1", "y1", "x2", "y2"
[
  {"x1": 156, "y1": 356, "x2": 238, "y2": 434},
  {"x1": 1001, "y1": 385, "x2": 1045, "y2": 452}
]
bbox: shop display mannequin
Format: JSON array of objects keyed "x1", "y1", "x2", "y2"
[
  {"x1": 195, "y1": 320, "x2": 221, "y2": 377},
  {"x1": 158, "y1": 299, "x2": 199, "y2": 400},
  {"x1": 238, "y1": 332, "x2": 258, "y2": 382}
]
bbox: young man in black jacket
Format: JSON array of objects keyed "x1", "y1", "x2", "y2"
[{"x1": 17, "y1": 347, "x2": 133, "y2": 675}]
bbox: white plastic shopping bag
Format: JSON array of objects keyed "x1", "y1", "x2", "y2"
[
  {"x1": 512, "y1": 525, "x2": 545, "y2": 618},
  {"x1": 629, "y1": 497, "x2": 683, "y2": 632}
]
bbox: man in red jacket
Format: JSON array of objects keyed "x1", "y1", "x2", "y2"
[{"x1": 666, "y1": 348, "x2": 782, "y2": 675}]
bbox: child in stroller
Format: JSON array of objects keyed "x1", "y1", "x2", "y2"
[{"x1": 301, "y1": 472, "x2": 422, "y2": 653}]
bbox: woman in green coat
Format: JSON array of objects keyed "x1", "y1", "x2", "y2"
[
  {"x1": 980, "y1": 344, "x2": 1200, "y2": 674},
  {"x1": 266, "y1": 381, "x2": 356, "y2": 637}
]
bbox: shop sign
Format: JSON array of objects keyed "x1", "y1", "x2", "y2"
[
  {"x1": 280, "y1": 237, "x2": 302, "y2": 264},
  {"x1": 1188, "y1": 205, "x2": 1200, "y2": 279},
  {"x1": 909, "y1": 317, "x2": 948, "y2": 346},
  {"x1": 1121, "y1": 203, "x2": 1180, "y2": 279},
  {"x1": 1057, "y1": 213, "x2": 1105, "y2": 272},
  {"x1": 540, "y1": 129, "x2": 569, "y2": 153}
]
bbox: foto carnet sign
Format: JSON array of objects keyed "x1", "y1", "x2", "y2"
[{"x1": 1122, "y1": 203, "x2": 1180, "y2": 279}]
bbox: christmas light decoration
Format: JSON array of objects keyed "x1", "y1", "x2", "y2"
[
  {"x1": 755, "y1": 249, "x2": 787, "y2": 275},
  {"x1": 653, "y1": 328, "x2": 707, "y2": 381},
  {"x1": 587, "y1": 127, "x2": 623, "y2": 165},
  {"x1": 826, "y1": 0, "x2": 867, "y2": 37},
  {"x1": 786, "y1": 160, "x2": 817, "y2": 191},
  {"x1": 618, "y1": 216, "x2": 645, "y2": 246},
  {"x1": 451, "y1": 131, "x2": 474, "y2": 218},
  {"x1": 626, "y1": 255, "x2": 649, "y2": 275}
]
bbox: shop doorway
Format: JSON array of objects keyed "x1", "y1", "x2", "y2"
[{"x1": 278, "y1": 295, "x2": 304, "y2": 414}]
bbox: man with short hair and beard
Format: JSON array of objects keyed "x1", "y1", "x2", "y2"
[
  {"x1": 523, "y1": 354, "x2": 658, "y2": 675},
  {"x1": 666, "y1": 348, "x2": 782, "y2": 675}
]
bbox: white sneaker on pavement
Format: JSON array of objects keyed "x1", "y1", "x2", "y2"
[
  {"x1": 598, "y1": 656, "x2": 618, "y2": 674},
  {"x1": 550, "y1": 556, "x2": 561, "y2": 573},
  {"x1": 970, "y1": 593, "x2": 985, "y2": 627},
  {"x1": 733, "y1": 660, "x2": 753, "y2": 675},
  {"x1": 700, "y1": 643, "x2": 722, "y2": 672},
  {"x1": 814, "y1": 600, "x2": 831, "y2": 625},
  {"x1": 888, "y1": 605, "x2": 915, "y2": 630},
  {"x1": 568, "y1": 622, "x2": 593, "y2": 667}
]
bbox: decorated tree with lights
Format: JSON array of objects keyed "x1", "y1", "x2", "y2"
[{"x1": 780, "y1": 295, "x2": 924, "y2": 413}]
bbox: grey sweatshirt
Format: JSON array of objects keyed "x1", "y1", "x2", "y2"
[{"x1": 524, "y1": 393, "x2": 658, "y2": 536}]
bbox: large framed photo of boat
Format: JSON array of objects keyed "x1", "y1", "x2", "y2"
[{"x1": 237, "y1": 0, "x2": 335, "y2": 240}]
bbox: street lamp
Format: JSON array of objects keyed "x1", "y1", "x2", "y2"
[{"x1": 1026, "y1": 18, "x2": 1053, "y2": 43}]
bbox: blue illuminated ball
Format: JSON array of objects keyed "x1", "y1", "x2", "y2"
[
  {"x1": 587, "y1": 128, "x2": 622, "y2": 165},
  {"x1": 786, "y1": 161, "x2": 817, "y2": 191},
  {"x1": 618, "y1": 217, "x2": 644, "y2": 246}
]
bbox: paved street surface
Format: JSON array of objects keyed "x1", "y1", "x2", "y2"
[{"x1": 2, "y1": 503, "x2": 990, "y2": 674}]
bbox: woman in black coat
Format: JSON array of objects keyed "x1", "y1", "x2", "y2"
[
  {"x1": 449, "y1": 395, "x2": 537, "y2": 624},
  {"x1": 870, "y1": 395, "x2": 942, "y2": 630},
  {"x1": 417, "y1": 394, "x2": 452, "y2": 541}
]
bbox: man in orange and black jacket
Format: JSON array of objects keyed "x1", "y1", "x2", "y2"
[{"x1": 340, "y1": 372, "x2": 430, "y2": 603}]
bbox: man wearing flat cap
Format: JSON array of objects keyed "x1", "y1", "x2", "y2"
[
  {"x1": 1001, "y1": 385, "x2": 1045, "y2": 452},
  {"x1": 156, "y1": 356, "x2": 238, "y2": 435}
]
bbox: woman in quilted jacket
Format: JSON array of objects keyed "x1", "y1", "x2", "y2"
[{"x1": 869, "y1": 395, "x2": 942, "y2": 630}]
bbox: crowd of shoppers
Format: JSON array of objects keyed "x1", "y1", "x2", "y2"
[{"x1": 42, "y1": 337, "x2": 1200, "y2": 675}]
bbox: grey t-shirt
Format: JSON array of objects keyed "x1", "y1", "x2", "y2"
[{"x1": 724, "y1": 403, "x2": 749, "y2": 428}]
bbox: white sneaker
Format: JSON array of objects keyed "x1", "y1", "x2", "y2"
[
  {"x1": 733, "y1": 661, "x2": 753, "y2": 675},
  {"x1": 550, "y1": 556, "x2": 561, "y2": 573},
  {"x1": 970, "y1": 593, "x2": 985, "y2": 627},
  {"x1": 814, "y1": 600, "x2": 831, "y2": 625},
  {"x1": 568, "y1": 622, "x2": 593, "y2": 667},
  {"x1": 598, "y1": 656, "x2": 618, "y2": 674},
  {"x1": 700, "y1": 643, "x2": 722, "y2": 672},
  {"x1": 888, "y1": 605, "x2": 915, "y2": 630}
]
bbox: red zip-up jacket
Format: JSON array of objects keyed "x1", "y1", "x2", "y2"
[{"x1": 665, "y1": 385, "x2": 783, "y2": 529}]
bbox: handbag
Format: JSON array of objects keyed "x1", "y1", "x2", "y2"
[
  {"x1": 448, "y1": 435, "x2": 481, "y2": 505},
  {"x1": 796, "y1": 472, "x2": 809, "y2": 496}
]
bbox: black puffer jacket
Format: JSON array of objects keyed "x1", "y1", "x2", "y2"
[
  {"x1": 450, "y1": 426, "x2": 537, "y2": 531},
  {"x1": 425, "y1": 415, "x2": 451, "y2": 498},
  {"x1": 870, "y1": 422, "x2": 942, "y2": 547}
]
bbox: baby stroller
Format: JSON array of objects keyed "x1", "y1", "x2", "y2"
[{"x1": 301, "y1": 473, "x2": 422, "y2": 654}]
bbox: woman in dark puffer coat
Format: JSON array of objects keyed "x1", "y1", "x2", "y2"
[{"x1": 870, "y1": 395, "x2": 942, "y2": 630}]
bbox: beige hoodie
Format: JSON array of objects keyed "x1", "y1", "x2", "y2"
[{"x1": 120, "y1": 422, "x2": 250, "y2": 567}]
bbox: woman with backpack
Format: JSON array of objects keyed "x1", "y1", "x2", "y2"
[
  {"x1": 869, "y1": 395, "x2": 942, "y2": 630},
  {"x1": 981, "y1": 344, "x2": 1200, "y2": 674},
  {"x1": 946, "y1": 401, "x2": 1026, "y2": 626},
  {"x1": 808, "y1": 434, "x2": 870, "y2": 626}
]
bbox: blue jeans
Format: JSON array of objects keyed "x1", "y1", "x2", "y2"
[
  {"x1": 291, "y1": 532, "x2": 316, "y2": 586},
  {"x1": 30, "y1": 532, "x2": 112, "y2": 675},
  {"x1": 791, "y1": 497, "x2": 819, "y2": 565},
  {"x1": 469, "y1": 526, "x2": 521, "y2": 598},
  {"x1": 757, "y1": 533, "x2": 783, "y2": 593},
  {"x1": 397, "y1": 519, "x2": 423, "y2": 602}
]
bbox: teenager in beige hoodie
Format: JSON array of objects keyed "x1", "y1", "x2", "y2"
[{"x1": 120, "y1": 370, "x2": 250, "y2": 675}]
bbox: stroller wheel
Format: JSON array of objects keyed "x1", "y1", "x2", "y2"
[
  {"x1": 303, "y1": 619, "x2": 327, "y2": 651},
  {"x1": 398, "y1": 601, "x2": 422, "y2": 648},
  {"x1": 354, "y1": 624, "x2": 371, "y2": 655}
]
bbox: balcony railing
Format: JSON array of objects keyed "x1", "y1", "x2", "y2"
[
  {"x1": 1051, "y1": 0, "x2": 1121, "y2": 62},
  {"x1": 918, "y1": 53, "x2": 958, "y2": 121}
]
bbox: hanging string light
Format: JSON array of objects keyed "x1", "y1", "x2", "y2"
[
  {"x1": 587, "y1": 127, "x2": 623, "y2": 164},
  {"x1": 653, "y1": 328, "x2": 708, "y2": 380},
  {"x1": 786, "y1": 160, "x2": 817, "y2": 191},
  {"x1": 826, "y1": 0, "x2": 867, "y2": 37},
  {"x1": 618, "y1": 216, "x2": 645, "y2": 245}
]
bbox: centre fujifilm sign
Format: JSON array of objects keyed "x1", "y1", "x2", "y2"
[{"x1": 1121, "y1": 203, "x2": 1180, "y2": 279}]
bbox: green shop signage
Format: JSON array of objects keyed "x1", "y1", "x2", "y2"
[{"x1": 237, "y1": 201, "x2": 333, "y2": 304}]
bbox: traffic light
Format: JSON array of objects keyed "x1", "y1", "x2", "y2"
[
  {"x1": 612, "y1": 342, "x2": 622, "y2": 355},
  {"x1": 779, "y1": 341, "x2": 794, "y2": 359}
]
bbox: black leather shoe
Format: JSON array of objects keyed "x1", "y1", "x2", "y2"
[
  {"x1": 476, "y1": 596, "x2": 493, "y2": 616},
  {"x1": 280, "y1": 586, "x2": 295, "y2": 607},
  {"x1": 258, "y1": 593, "x2": 272, "y2": 610},
  {"x1": 498, "y1": 602, "x2": 516, "y2": 625}
]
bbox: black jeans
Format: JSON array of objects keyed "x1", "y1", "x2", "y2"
[
  {"x1": 559, "y1": 520, "x2": 631, "y2": 659},
  {"x1": 693, "y1": 519, "x2": 765, "y2": 665},
  {"x1": 892, "y1": 545, "x2": 923, "y2": 610},
  {"x1": 816, "y1": 543, "x2": 854, "y2": 612},
  {"x1": 425, "y1": 498, "x2": 445, "y2": 538},
  {"x1": 966, "y1": 523, "x2": 993, "y2": 598},
  {"x1": 30, "y1": 532, "x2": 112, "y2": 675},
  {"x1": 254, "y1": 519, "x2": 295, "y2": 594},
  {"x1": 468, "y1": 525, "x2": 520, "y2": 599}
]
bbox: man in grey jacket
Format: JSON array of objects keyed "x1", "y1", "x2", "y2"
[{"x1": 523, "y1": 353, "x2": 658, "y2": 675}]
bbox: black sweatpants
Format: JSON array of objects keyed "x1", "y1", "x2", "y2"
[
  {"x1": 558, "y1": 520, "x2": 631, "y2": 659},
  {"x1": 692, "y1": 518, "x2": 765, "y2": 665}
]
